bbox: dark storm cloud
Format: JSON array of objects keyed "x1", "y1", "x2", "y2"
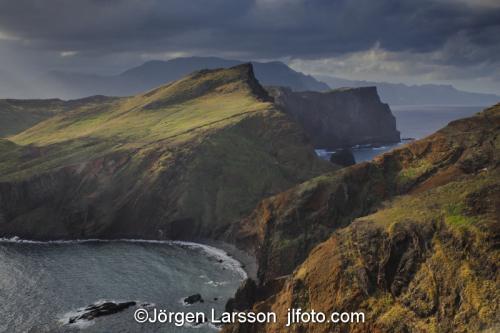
[
  {"x1": 0, "y1": 0, "x2": 498, "y2": 61},
  {"x1": 0, "y1": 0, "x2": 499, "y2": 95}
]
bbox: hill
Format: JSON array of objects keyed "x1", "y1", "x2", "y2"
[
  {"x1": 0, "y1": 64, "x2": 333, "y2": 240},
  {"x1": 318, "y1": 75, "x2": 500, "y2": 106},
  {"x1": 224, "y1": 104, "x2": 500, "y2": 333}
]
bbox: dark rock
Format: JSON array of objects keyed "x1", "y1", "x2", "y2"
[
  {"x1": 329, "y1": 148, "x2": 356, "y2": 167},
  {"x1": 225, "y1": 279, "x2": 257, "y2": 312},
  {"x1": 184, "y1": 294, "x2": 204, "y2": 304},
  {"x1": 267, "y1": 86, "x2": 400, "y2": 149},
  {"x1": 68, "y1": 301, "x2": 136, "y2": 323}
]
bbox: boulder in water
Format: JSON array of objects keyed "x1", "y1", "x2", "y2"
[
  {"x1": 68, "y1": 301, "x2": 136, "y2": 323},
  {"x1": 184, "y1": 294, "x2": 204, "y2": 304},
  {"x1": 329, "y1": 148, "x2": 356, "y2": 167}
]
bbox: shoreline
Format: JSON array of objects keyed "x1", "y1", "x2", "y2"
[
  {"x1": 0, "y1": 236, "x2": 257, "y2": 281},
  {"x1": 199, "y1": 239, "x2": 258, "y2": 281}
]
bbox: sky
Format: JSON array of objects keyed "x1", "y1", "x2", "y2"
[{"x1": 0, "y1": 0, "x2": 499, "y2": 95}]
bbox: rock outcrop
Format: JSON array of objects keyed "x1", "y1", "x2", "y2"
[
  {"x1": 329, "y1": 148, "x2": 356, "y2": 167},
  {"x1": 268, "y1": 86, "x2": 400, "y2": 149},
  {"x1": 68, "y1": 301, "x2": 137, "y2": 324},
  {"x1": 224, "y1": 104, "x2": 500, "y2": 333},
  {"x1": 184, "y1": 294, "x2": 204, "y2": 304},
  {"x1": 0, "y1": 64, "x2": 333, "y2": 240}
]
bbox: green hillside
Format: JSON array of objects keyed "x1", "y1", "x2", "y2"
[
  {"x1": 0, "y1": 96, "x2": 117, "y2": 138},
  {"x1": 0, "y1": 64, "x2": 332, "y2": 240}
]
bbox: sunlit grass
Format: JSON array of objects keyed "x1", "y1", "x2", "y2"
[{"x1": 0, "y1": 66, "x2": 275, "y2": 180}]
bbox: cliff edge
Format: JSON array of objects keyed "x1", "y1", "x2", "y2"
[{"x1": 268, "y1": 86, "x2": 400, "y2": 149}]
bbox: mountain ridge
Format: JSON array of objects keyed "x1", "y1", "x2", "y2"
[{"x1": 31, "y1": 57, "x2": 329, "y2": 99}]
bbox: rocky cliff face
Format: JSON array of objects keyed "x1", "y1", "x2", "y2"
[
  {"x1": 268, "y1": 86, "x2": 400, "y2": 149},
  {"x1": 0, "y1": 64, "x2": 333, "y2": 240},
  {"x1": 224, "y1": 104, "x2": 500, "y2": 333}
]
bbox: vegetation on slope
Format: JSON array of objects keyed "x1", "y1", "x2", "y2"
[
  {"x1": 225, "y1": 104, "x2": 499, "y2": 333},
  {"x1": 2, "y1": 65, "x2": 271, "y2": 178},
  {"x1": 255, "y1": 173, "x2": 499, "y2": 333},
  {"x1": 0, "y1": 64, "x2": 332, "y2": 240},
  {"x1": 0, "y1": 96, "x2": 115, "y2": 138}
]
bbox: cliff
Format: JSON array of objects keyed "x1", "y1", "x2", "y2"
[
  {"x1": 224, "y1": 104, "x2": 500, "y2": 333},
  {"x1": 0, "y1": 64, "x2": 333, "y2": 240},
  {"x1": 268, "y1": 86, "x2": 400, "y2": 149}
]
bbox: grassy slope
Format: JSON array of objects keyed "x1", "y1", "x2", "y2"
[
  {"x1": 1, "y1": 66, "x2": 274, "y2": 181},
  {"x1": 225, "y1": 104, "x2": 500, "y2": 333},
  {"x1": 0, "y1": 96, "x2": 117, "y2": 138},
  {"x1": 0, "y1": 64, "x2": 332, "y2": 240}
]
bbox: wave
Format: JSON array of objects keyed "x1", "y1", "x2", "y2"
[{"x1": 0, "y1": 236, "x2": 248, "y2": 279}]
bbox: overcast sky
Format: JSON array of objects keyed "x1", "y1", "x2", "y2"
[{"x1": 0, "y1": 0, "x2": 499, "y2": 94}]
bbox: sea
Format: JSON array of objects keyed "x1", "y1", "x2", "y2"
[
  {"x1": 0, "y1": 239, "x2": 246, "y2": 332},
  {"x1": 317, "y1": 105, "x2": 487, "y2": 163}
]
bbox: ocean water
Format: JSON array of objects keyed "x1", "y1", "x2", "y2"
[
  {"x1": 0, "y1": 239, "x2": 246, "y2": 332},
  {"x1": 392, "y1": 105, "x2": 486, "y2": 140},
  {"x1": 321, "y1": 105, "x2": 486, "y2": 163}
]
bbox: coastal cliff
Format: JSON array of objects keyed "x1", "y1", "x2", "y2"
[
  {"x1": 268, "y1": 86, "x2": 400, "y2": 149},
  {"x1": 224, "y1": 104, "x2": 500, "y2": 333},
  {"x1": 0, "y1": 64, "x2": 333, "y2": 240}
]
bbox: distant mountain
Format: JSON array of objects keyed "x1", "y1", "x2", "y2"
[
  {"x1": 317, "y1": 75, "x2": 500, "y2": 106},
  {"x1": 6, "y1": 57, "x2": 496, "y2": 105},
  {"x1": 41, "y1": 57, "x2": 329, "y2": 99}
]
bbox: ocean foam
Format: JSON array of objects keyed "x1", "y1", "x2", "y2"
[{"x1": 0, "y1": 237, "x2": 248, "y2": 279}]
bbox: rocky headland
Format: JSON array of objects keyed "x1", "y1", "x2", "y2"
[{"x1": 267, "y1": 86, "x2": 400, "y2": 149}]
